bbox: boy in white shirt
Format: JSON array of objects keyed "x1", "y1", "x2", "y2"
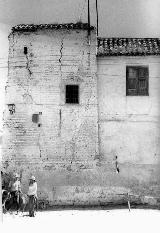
[
  {"x1": 8, "y1": 173, "x2": 21, "y2": 210},
  {"x1": 9, "y1": 173, "x2": 21, "y2": 192},
  {"x1": 28, "y1": 176, "x2": 37, "y2": 217}
]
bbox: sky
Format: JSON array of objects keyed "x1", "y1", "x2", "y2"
[
  {"x1": 0, "y1": 0, "x2": 160, "y2": 60},
  {"x1": 0, "y1": 0, "x2": 160, "y2": 39}
]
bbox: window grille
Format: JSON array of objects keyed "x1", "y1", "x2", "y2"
[{"x1": 126, "y1": 66, "x2": 149, "y2": 96}]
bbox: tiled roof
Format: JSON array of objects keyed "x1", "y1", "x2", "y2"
[
  {"x1": 12, "y1": 23, "x2": 95, "y2": 32},
  {"x1": 97, "y1": 38, "x2": 160, "y2": 56}
]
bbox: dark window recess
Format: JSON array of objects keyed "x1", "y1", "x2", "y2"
[
  {"x1": 66, "y1": 85, "x2": 79, "y2": 104},
  {"x1": 32, "y1": 114, "x2": 39, "y2": 123},
  {"x1": 8, "y1": 104, "x2": 15, "y2": 115},
  {"x1": 126, "y1": 66, "x2": 149, "y2": 96},
  {"x1": 24, "y1": 47, "x2": 28, "y2": 55}
]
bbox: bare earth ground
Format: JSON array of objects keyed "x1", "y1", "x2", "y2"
[{"x1": 1, "y1": 209, "x2": 160, "y2": 233}]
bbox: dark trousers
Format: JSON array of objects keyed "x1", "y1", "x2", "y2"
[
  {"x1": 10, "y1": 191, "x2": 19, "y2": 211},
  {"x1": 28, "y1": 195, "x2": 37, "y2": 217}
]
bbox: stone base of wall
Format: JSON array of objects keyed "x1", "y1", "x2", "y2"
[
  {"x1": 2, "y1": 164, "x2": 160, "y2": 209},
  {"x1": 2, "y1": 170, "x2": 160, "y2": 209},
  {"x1": 37, "y1": 186, "x2": 160, "y2": 209}
]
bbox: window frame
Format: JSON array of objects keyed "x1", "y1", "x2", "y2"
[
  {"x1": 65, "y1": 84, "x2": 80, "y2": 104},
  {"x1": 126, "y1": 66, "x2": 149, "y2": 96}
]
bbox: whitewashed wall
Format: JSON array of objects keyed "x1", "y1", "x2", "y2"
[
  {"x1": 97, "y1": 56, "x2": 160, "y2": 203},
  {"x1": 3, "y1": 29, "x2": 160, "y2": 207}
]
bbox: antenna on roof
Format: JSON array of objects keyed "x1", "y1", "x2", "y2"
[
  {"x1": 88, "y1": 0, "x2": 91, "y2": 45},
  {"x1": 96, "y1": 0, "x2": 99, "y2": 37}
]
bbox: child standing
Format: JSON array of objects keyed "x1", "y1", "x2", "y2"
[
  {"x1": 8, "y1": 173, "x2": 21, "y2": 211},
  {"x1": 28, "y1": 176, "x2": 37, "y2": 217}
]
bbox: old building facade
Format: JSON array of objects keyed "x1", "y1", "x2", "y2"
[{"x1": 2, "y1": 23, "x2": 160, "y2": 207}]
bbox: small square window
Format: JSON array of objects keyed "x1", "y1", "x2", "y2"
[
  {"x1": 126, "y1": 66, "x2": 149, "y2": 96},
  {"x1": 32, "y1": 114, "x2": 39, "y2": 123},
  {"x1": 66, "y1": 85, "x2": 79, "y2": 104},
  {"x1": 24, "y1": 47, "x2": 28, "y2": 55}
]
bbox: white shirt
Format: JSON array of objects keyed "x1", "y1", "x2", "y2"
[
  {"x1": 28, "y1": 182, "x2": 37, "y2": 197},
  {"x1": 9, "y1": 180, "x2": 21, "y2": 192}
]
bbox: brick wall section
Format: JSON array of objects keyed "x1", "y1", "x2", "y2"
[{"x1": 2, "y1": 29, "x2": 100, "y2": 205}]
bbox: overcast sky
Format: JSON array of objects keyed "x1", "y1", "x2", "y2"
[
  {"x1": 0, "y1": 0, "x2": 160, "y2": 58},
  {"x1": 0, "y1": 0, "x2": 160, "y2": 37}
]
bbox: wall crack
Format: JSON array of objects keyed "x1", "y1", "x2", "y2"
[
  {"x1": 59, "y1": 36, "x2": 65, "y2": 76},
  {"x1": 22, "y1": 49, "x2": 37, "y2": 104},
  {"x1": 25, "y1": 53, "x2": 32, "y2": 77}
]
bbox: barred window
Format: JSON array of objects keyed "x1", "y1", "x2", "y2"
[
  {"x1": 126, "y1": 66, "x2": 149, "y2": 96},
  {"x1": 66, "y1": 85, "x2": 79, "y2": 104}
]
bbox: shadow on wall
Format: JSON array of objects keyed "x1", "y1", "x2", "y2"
[{"x1": 1, "y1": 171, "x2": 12, "y2": 190}]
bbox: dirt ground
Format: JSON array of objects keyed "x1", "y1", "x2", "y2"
[{"x1": 1, "y1": 209, "x2": 160, "y2": 233}]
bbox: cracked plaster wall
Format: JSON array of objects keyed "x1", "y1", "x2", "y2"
[
  {"x1": 3, "y1": 28, "x2": 160, "y2": 207},
  {"x1": 97, "y1": 56, "x2": 160, "y2": 205},
  {"x1": 2, "y1": 28, "x2": 102, "y2": 205}
]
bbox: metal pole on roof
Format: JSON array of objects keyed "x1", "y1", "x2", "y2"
[
  {"x1": 88, "y1": 0, "x2": 91, "y2": 44},
  {"x1": 88, "y1": 0, "x2": 91, "y2": 36},
  {"x1": 96, "y1": 0, "x2": 99, "y2": 37}
]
